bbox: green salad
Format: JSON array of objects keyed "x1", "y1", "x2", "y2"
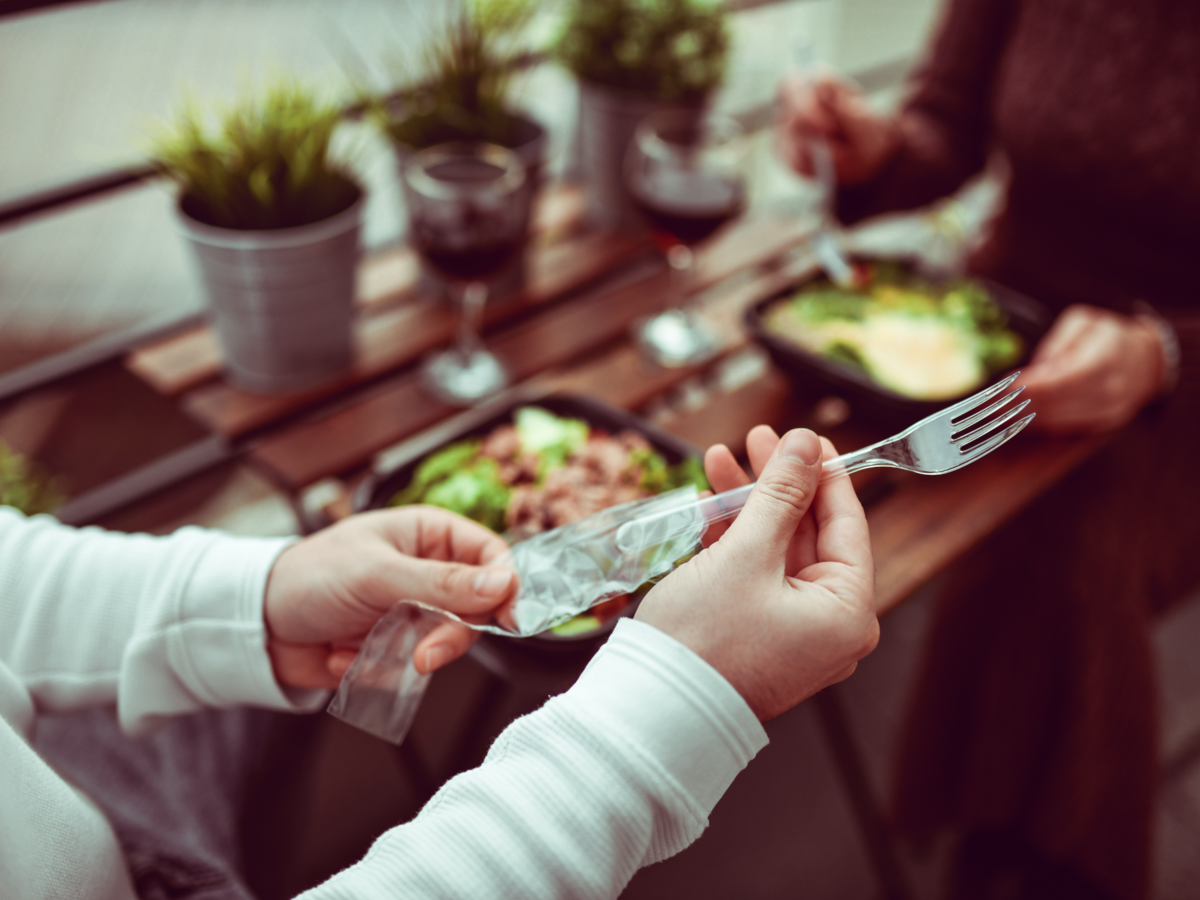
[
  {"x1": 389, "y1": 406, "x2": 708, "y2": 635},
  {"x1": 762, "y1": 263, "x2": 1023, "y2": 401}
]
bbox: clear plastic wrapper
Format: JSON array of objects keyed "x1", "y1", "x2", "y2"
[
  {"x1": 328, "y1": 485, "x2": 704, "y2": 742},
  {"x1": 326, "y1": 605, "x2": 440, "y2": 745}
]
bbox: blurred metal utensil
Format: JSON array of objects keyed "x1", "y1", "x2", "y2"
[{"x1": 794, "y1": 37, "x2": 856, "y2": 287}]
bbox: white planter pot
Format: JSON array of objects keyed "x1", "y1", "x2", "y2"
[
  {"x1": 576, "y1": 82, "x2": 707, "y2": 230},
  {"x1": 177, "y1": 189, "x2": 364, "y2": 395}
]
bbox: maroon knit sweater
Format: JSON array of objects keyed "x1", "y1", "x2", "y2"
[{"x1": 836, "y1": 3, "x2": 1200, "y2": 899}]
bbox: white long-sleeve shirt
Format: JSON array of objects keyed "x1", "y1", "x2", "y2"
[{"x1": 0, "y1": 507, "x2": 767, "y2": 899}]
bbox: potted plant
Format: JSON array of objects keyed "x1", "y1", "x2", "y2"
[
  {"x1": 148, "y1": 79, "x2": 365, "y2": 395},
  {"x1": 373, "y1": 0, "x2": 547, "y2": 293},
  {"x1": 556, "y1": 0, "x2": 731, "y2": 228},
  {"x1": 0, "y1": 441, "x2": 62, "y2": 516}
]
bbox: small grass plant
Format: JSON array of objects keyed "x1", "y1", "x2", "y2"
[
  {"x1": 376, "y1": 0, "x2": 540, "y2": 149},
  {"x1": 556, "y1": 0, "x2": 730, "y2": 98},
  {"x1": 147, "y1": 78, "x2": 360, "y2": 231},
  {"x1": 0, "y1": 441, "x2": 63, "y2": 516}
]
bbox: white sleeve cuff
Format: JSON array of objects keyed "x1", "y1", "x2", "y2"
[
  {"x1": 560, "y1": 618, "x2": 768, "y2": 822},
  {"x1": 180, "y1": 532, "x2": 328, "y2": 712},
  {"x1": 120, "y1": 532, "x2": 326, "y2": 732}
]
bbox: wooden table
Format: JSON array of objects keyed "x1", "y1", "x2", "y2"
[{"x1": 122, "y1": 183, "x2": 1103, "y2": 900}]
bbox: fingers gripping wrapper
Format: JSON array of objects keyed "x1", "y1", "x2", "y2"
[{"x1": 328, "y1": 486, "x2": 706, "y2": 743}]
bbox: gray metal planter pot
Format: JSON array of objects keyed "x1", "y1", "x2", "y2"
[
  {"x1": 576, "y1": 81, "x2": 707, "y2": 230},
  {"x1": 177, "y1": 192, "x2": 364, "y2": 395}
]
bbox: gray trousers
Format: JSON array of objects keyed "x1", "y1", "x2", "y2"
[{"x1": 34, "y1": 706, "x2": 286, "y2": 900}]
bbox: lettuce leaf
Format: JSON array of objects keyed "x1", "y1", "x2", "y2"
[
  {"x1": 515, "y1": 406, "x2": 589, "y2": 478},
  {"x1": 388, "y1": 439, "x2": 512, "y2": 532}
]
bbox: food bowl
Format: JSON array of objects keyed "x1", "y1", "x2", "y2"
[
  {"x1": 355, "y1": 391, "x2": 705, "y2": 658},
  {"x1": 744, "y1": 259, "x2": 1052, "y2": 424}
]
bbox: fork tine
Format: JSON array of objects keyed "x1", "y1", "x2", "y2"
[
  {"x1": 943, "y1": 371, "x2": 1021, "y2": 426},
  {"x1": 953, "y1": 385, "x2": 1026, "y2": 434},
  {"x1": 955, "y1": 398, "x2": 1032, "y2": 446},
  {"x1": 958, "y1": 411, "x2": 1036, "y2": 459}
]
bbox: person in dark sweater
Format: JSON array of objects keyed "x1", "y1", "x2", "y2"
[{"x1": 778, "y1": 2, "x2": 1200, "y2": 899}]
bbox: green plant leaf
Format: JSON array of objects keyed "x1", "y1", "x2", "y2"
[
  {"x1": 146, "y1": 76, "x2": 359, "y2": 230},
  {"x1": 556, "y1": 0, "x2": 729, "y2": 97}
]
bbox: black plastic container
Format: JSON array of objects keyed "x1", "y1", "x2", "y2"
[
  {"x1": 744, "y1": 263, "x2": 1052, "y2": 425},
  {"x1": 355, "y1": 391, "x2": 703, "y2": 661}
]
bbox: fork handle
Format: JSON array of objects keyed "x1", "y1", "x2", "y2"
[{"x1": 687, "y1": 444, "x2": 894, "y2": 526}]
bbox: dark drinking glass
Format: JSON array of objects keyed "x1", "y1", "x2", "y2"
[
  {"x1": 630, "y1": 169, "x2": 746, "y2": 252},
  {"x1": 625, "y1": 112, "x2": 748, "y2": 367},
  {"x1": 403, "y1": 144, "x2": 527, "y2": 404}
]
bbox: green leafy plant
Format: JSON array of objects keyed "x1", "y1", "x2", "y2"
[
  {"x1": 147, "y1": 79, "x2": 361, "y2": 230},
  {"x1": 0, "y1": 441, "x2": 63, "y2": 516},
  {"x1": 377, "y1": 0, "x2": 540, "y2": 149},
  {"x1": 556, "y1": 0, "x2": 730, "y2": 98}
]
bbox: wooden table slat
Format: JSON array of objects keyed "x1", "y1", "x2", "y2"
[
  {"x1": 659, "y1": 367, "x2": 794, "y2": 456},
  {"x1": 869, "y1": 433, "x2": 1105, "y2": 615}
]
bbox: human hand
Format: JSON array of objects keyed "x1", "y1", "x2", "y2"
[
  {"x1": 1016, "y1": 304, "x2": 1167, "y2": 435},
  {"x1": 635, "y1": 427, "x2": 878, "y2": 721},
  {"x1": 263, "y1": 507, "x2": 517, "y2": 690},
  {"x1": 775, "y1": 72, "x2": 899, "y2": 186}
]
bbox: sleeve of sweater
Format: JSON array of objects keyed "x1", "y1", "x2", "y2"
[
  {"x1": 1161, "y1": 310, "x2": 1200, "y2": 420},
  {"x1": 837, "y1": 0, "x2": 1021, "y2": 224},
  {"x1": 0, "y1": 507, "x2": 324, "y2": 734},
  {"x1": 302, "y1": 618, "x2": 769, "y2": 900}
]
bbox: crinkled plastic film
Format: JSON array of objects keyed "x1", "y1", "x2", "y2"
[
  {"x1": 326, "y1": 605, "x2": 439, "y2": 745},
  {"x1": 328, "y1": 485, "x2": 704, "y2": 743}
]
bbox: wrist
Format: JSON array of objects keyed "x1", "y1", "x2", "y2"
[{"x1": 1133, "y1": 300, "x2": 1181, "y2": 397}]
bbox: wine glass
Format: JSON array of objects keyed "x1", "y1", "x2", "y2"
[
  {"x1": 403, "y1": 142, "x2": 528, "y2": 405},
  {"x1": 625, "y1": 110, "x2": 749, "y2": 367}
]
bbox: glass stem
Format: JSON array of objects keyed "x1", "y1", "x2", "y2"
[
  {"x1": 455, "y1": 281, "x2": 488, "y2": 363},
  {"x1": 666, "y1": 244, "x2": 695, "y2": 315}
]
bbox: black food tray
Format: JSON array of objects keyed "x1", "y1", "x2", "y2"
[
  {"x1": 356, "y1": 391, "x2": 703, "y2": 658},
  {"x1": 744, "y1": 261, "x2": 1051, "y2": 424}
]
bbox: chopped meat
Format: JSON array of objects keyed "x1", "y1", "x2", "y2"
[
  {"x1": 573, "y1": 438, "x2": 637, "y2": 485},
  {"x1": 506, "y1": 485, "x2": 548, "y2": 532},
  {"x1": 479, "y1": 425, "x2": 520, "y2": 461},
  {"x1": 497, "y1": 453, "x2": 540, "y2": 485},
  {"x1": 499, "y1": 428, "x2": 660, "y2": 533},
  {"x1": 616, "y1": 430, "x2": 651, "y2": 453}
]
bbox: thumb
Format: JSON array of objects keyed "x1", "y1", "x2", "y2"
[
  {"x1": 382, "y1": 556, "x2": 516, "y2": 617},
  {"x1": 726, "y1": 429, "x2": 824, "y2": 565}
]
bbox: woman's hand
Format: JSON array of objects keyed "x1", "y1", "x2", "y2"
[
  {"x1": 775, "y1": 72, "x2": 899, "y2": 186},
  {"x1": 263, "y1": 507, "x2": 517, "y2": 690},
  {"x1": 1017, "y1": 304, "x2": 1167, "y2": 434},
  {"x1": 636, "y1": 427, "x2": 878, "y2": 721}
]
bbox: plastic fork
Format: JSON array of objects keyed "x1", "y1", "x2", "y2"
[{"x1": 619, "y1": 371, "x2": 1034, "y2": 540}]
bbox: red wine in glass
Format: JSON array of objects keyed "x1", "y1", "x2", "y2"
[
  {"x1": 631, "y1": 169, "x2": 747, "y2": 253},
  {"x1": 411, "y1": 157, "x2": 525, "y2": 283},
  {"x1": 414, "y1": 230, "x2": 522, "y2": 282},
  {"x1": 403, "y1": 143, "x2": 526, "y2": 404}
]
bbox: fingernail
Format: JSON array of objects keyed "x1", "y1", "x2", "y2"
[
  {"x1": 780, "y1": 429, "x2": 823, "y2": 466},
  {"x1": 423, "y1": 644, "x2": 452, "y2": 673},
  {"x1": 474, "y1": 567, "x2": 513, "y2": 599}
]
